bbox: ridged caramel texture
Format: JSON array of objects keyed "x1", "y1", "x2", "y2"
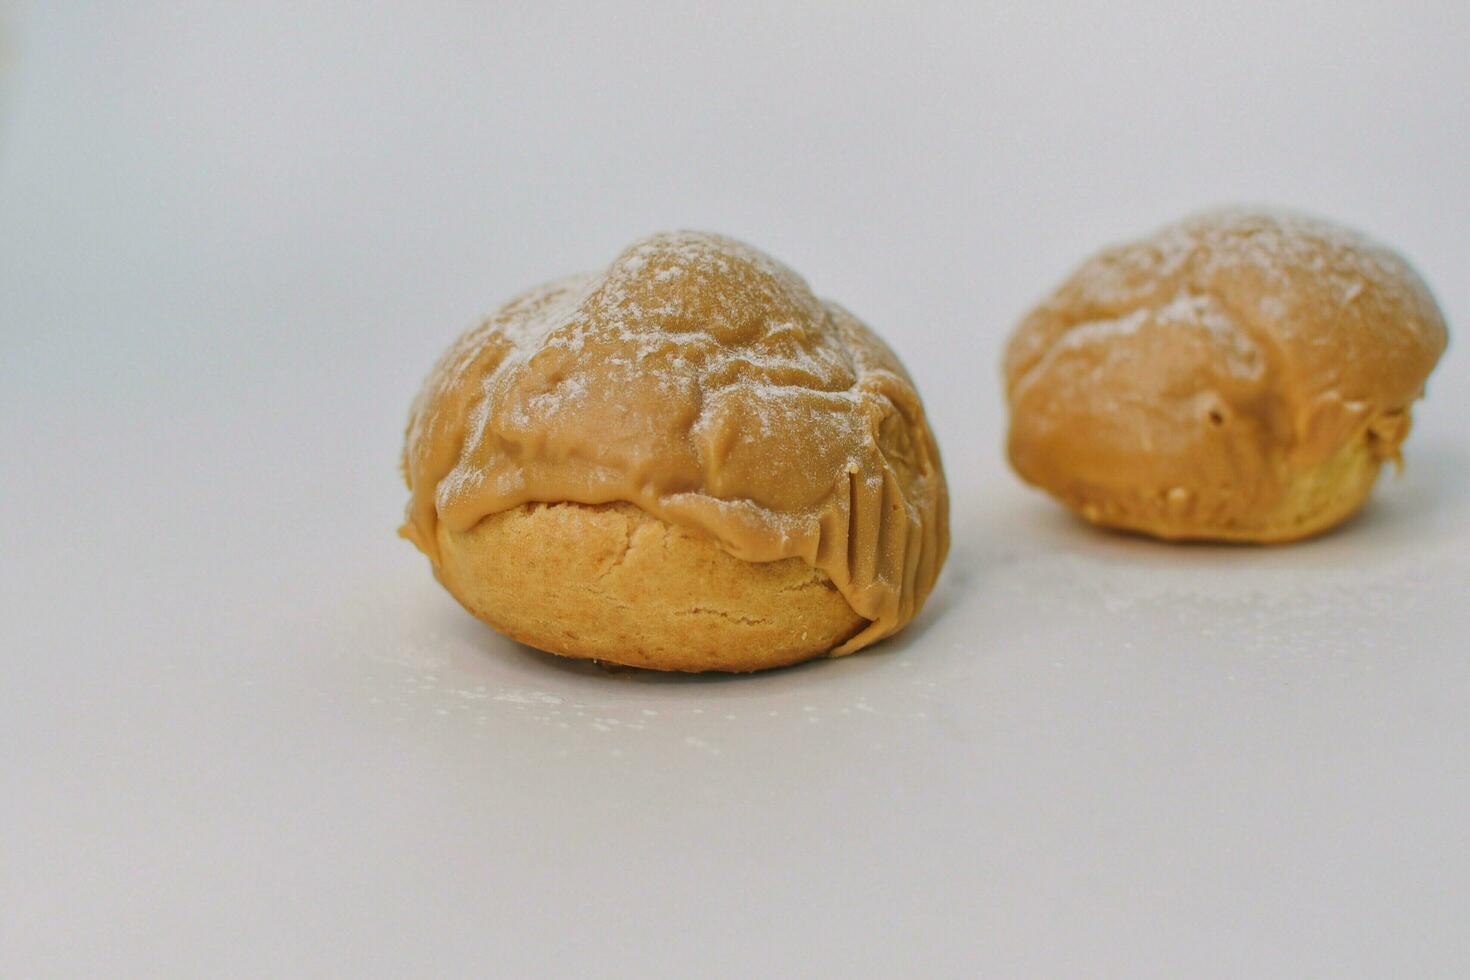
[
  {"x1": 1004, "y1": 209, "x2": 1447, "y2": 541},
  {"x1": 402, "y1": 231, "x2": 948, "y2": 657}
]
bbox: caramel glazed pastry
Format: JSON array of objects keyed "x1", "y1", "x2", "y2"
[
  {"x1": 1004, "y1": 209, "x2": 1448, "y2": 543},
  {"x1": 401, "y1": 232, "x2": 949, "y2": 672}
]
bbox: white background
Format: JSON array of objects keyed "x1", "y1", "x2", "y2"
[{"x1": 2, "y1": 2, "x2": 1468, "y2": 976}]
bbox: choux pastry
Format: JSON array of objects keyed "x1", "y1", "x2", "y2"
[
  {"x1": 402, "y1": 232, "x2": 948, "y2": 671},
  {"x1": 1005, "y1": 208, "x2": 1447, "y2": 542}
]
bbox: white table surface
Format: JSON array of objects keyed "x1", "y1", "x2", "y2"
[{"x1": 3, "y1": 3, "x2": 1468, "y2": 976}]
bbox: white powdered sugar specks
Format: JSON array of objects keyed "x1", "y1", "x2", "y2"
[{"x1": 443, "y1": 231, "x2": 876, "y2": 486}]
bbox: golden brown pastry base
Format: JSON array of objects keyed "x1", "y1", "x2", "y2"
[
  {"x1": 1056, "y1": 440, "x2": 1382, "y2": 544},
  {"x1": 434, "y1": 502, "x2": 868, "y2": 672}
]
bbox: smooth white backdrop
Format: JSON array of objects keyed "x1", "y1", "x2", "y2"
[{"x1": 2, "y1": 3, "x2": 1467, "y2": 976}]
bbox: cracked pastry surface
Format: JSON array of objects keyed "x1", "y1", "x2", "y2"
[
  {"x1": 1004, "y1": 208, "x2": 1448, "y2": 542},
  {"x1": 402, "y1": 231, "x2": 948, "y2": 671}
]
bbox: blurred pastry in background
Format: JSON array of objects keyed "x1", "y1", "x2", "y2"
[{"x1": 1004, "y1": 208, "x2": 1448, "y2": 542}]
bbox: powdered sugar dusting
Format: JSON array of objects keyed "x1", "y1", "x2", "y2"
[
  {"x1": 438, "y1": 231, "x2": 876, "y2": 510},
  {"x1": 1011, "y1": 206, "x2": 1446, "y2": 400},
  {"x1": 1053, "y1": 290, "x2": 1264, "y2": 384}
]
